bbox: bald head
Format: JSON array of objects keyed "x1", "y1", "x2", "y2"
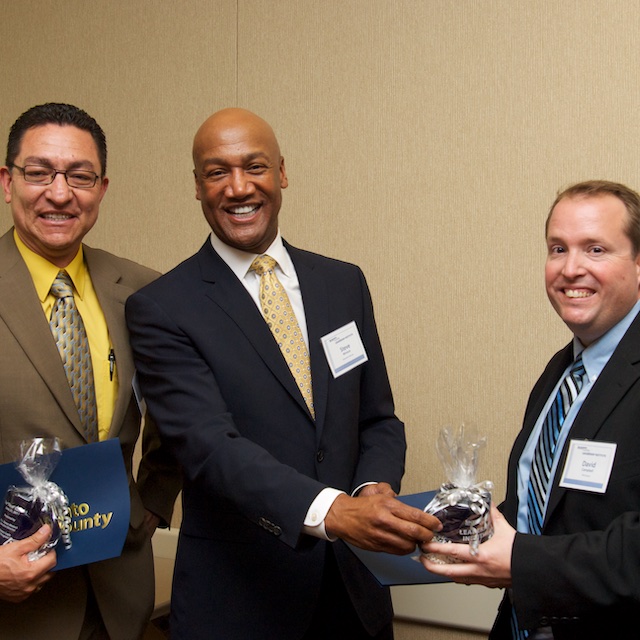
[
  {"x1": 192, "y1": 108, "x2": 288, "y2": 254},
  {"x1": 193, "y1": 108, "x2": 282, "y2": 166}
]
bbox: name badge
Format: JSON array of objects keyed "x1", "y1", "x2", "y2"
[
  {"x1": 321, "y1": 321, "x2": 368, "y2": 378},
  {"x1": 559, "y1": 439, "x2": 617, "y2": 493}
]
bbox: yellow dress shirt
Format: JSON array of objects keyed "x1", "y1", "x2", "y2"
[{"x1": 15, "y1": 231, "x2": 116, "y2": 440}]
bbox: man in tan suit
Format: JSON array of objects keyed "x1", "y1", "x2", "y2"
[{"x1": 0, "y1": 103, "x2": 180, "y2": 639}]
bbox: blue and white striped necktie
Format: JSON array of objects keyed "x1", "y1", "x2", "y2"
[
  {"x1": 512, "y1": 355, "x2": 586, "y2": 639},
  {"x1": 526, "y1": 355, "x2": 586, "y2": 534}
]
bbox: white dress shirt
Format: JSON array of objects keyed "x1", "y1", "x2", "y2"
[{"x1": 209, "y1": 231, "x2": 345, "y2": 541}]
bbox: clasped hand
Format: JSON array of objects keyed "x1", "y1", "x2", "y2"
[
  {"x1": 418, "y1": 504, "x2": 515, "y2": 588},
  {"x1": 325, "y1": 483, "x2": 443, "y2": 555}
]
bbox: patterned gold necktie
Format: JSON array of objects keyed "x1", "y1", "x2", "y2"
[
  {"x1": 49, "y1": 271, "x2": 99, "y2": 442},
  {"x1": 250, "y1": 255, "x2": 314, "y2": 418}
]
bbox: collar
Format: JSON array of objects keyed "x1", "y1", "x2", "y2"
[
  {"x1": 208, "y1": 230, "x2": 294, "y2": 279},
  {"x1": 14, "y1": 229, "x2": 87, "y2": 300},
  {"x1": 573, "y1": 298, "x2": 640, "y2": 383}
]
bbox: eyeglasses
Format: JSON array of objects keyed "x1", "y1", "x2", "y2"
[{"x1": 11, "y1": 164, "x2": 100, "y2": 189}]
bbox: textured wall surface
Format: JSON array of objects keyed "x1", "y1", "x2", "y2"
[{"x1": 3, "y1": 2, "x2": 638, "y2": 637}]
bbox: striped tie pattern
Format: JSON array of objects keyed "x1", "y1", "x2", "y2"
[
  {"x1": 526, "y1": 355, "x2": 586, "y2": 534},
  {"x1": 512, "y1": 355, "x2": 586, "y2": 638},
  {"x1": 511, "y1": 604, "x2": 528, "y2": 640},
  {"x1": 49, "y1": 271, "x2": 99, "y2": 442},
  {"x1": 250, "y1": 255, "x2": 314, "y2": 418}
]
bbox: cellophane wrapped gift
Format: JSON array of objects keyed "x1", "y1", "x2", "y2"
[
  {"x1": 0, "y1": 438, "x2": 72, "y2": 560},
  {"x1": 423, "y1": 425, "x2": 493, "y2": 562}
]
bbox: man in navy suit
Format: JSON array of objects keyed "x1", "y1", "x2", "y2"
[
  {"x1": 126, "y1": 108, "x2": 441, "y2": 639},
  {"x1": 420, "y1": 180, "x2": 640, "y2": 639}
]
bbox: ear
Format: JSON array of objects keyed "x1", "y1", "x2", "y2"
[
  {"x1": 279, "y1": 157, "x2": 288, "y2": 189},
  {"x1": 98, "y1": 176, "x2": 109, "y2": 202},
  {"x1": 0, "y1": 166, "x2": 13, "y2": 204},
  {"x1": 194, "y1": 170, "x2": 202, "y2": 201}
]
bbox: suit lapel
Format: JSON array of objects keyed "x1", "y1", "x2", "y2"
[
  {"x1": 197, "y1": 241, "x2": 316, "y2": 422},
  {"x1": 545, "y1": 315, "x2": 640, "y2": 522},
  {"x1": 287, "y1": 244, "x2": 331, "y2": 429},
  {"x1": 0, "y1": 231, "x2": 82, "y2": 430},
  {"x1": 572, "y1": 358, "x2": 640, "y2": 439},
  {"x1": 512, "y1": 346, "x2": 573, "y2": 468},
  {"x1": 502, "y1": 347, "x2": 572, "y2": 523},
  {"x1": 84, "y1": 246, "x2": 135, "y2": 438}
]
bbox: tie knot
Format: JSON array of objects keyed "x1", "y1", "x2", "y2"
[
  {"x1": 50, "y1": 271, "x2": 74, "y2": 299},
  {"x1": 570, "y1": 355, "x2": 586, "y2": 387},
  {"x1": 250, "y1": 255, "x2": 277, "y2": 276}
]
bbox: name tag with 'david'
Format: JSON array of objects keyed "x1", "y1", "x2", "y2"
[{"x1": 559, "y1": 439, "x2": 617, "y2": 493}]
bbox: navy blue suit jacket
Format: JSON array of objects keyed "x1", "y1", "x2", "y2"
[
  {"x1": 126, "y1": 238, "x2": 406, "y2": 639},
  {"x1": 491, "y1": 310, "x2": 640, "y2": 639}
]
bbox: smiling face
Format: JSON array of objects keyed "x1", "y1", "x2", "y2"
[
  {"x1": 545, "y1": 194, "x2": 640, "y2": 345},
  {"x1": 192, "y1": 108, "x2": 288, "y2": 255},
  {"x1": 0, "y1": 124, "x2": 108, "y2": 267}
]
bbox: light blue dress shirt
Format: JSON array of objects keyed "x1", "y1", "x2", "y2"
[{"x1": 516, "y1": 298, "x2": 640, "y2": 533}]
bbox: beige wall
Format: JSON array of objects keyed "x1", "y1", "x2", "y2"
[{"x1": 2, "y1": 1, "x2": 639, "y2": 637}]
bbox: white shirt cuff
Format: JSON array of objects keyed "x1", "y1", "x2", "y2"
[
  {"x1": 352, "y1": 481, "x2": 377, "y2": 496},
  {"x1": 303, "y1": 488, "x2": 345, "y2": 541}
]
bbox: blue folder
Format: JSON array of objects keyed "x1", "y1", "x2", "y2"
[
  {"x1": 0, "y1": 439, "x2": 130, "y2": 571},
  {"x1": 346, "y1": 489, "x2": 451, "y2": 586}
]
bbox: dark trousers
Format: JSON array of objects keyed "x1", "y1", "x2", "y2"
[
  {"x1": 303, "y1": 547, "x2": 393, "y2": 640},
  {"x1": 79, "y1": 584, "x2": 110, "y2": 640}
]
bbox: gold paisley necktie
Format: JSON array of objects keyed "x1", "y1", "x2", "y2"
[{"x1": 250, "y1": 255, "x2": 314, "y2": 418}]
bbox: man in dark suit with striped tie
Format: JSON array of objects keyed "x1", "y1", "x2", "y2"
[{"x1": 420, "y1": 180, "x2": 640, "y2": 640}]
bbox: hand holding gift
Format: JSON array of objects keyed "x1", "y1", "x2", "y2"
[
  {"x1": 423, "y1": 424, "x2": 493, "y2": 561},
  {"x1": 0, "y1": 438, "x2": 71, "y2": 561}
]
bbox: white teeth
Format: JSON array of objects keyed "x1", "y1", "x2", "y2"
[
  {"x1": 229, "y1": 205, "x2": 258, "y2": 215},
  {"x1": 565, "y1": 289, "x2": 592, "y2": 298},
  {"x1": 42, "y1": 213, "x2": 72, "y2": 220}
]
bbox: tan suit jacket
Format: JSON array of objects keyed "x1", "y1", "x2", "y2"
[{"x1": 0, "y1": 230, "x2": 181, "y2": 640}]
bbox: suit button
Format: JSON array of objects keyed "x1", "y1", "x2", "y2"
[
  {"x1": 316, "y1": 450, "x2": 324, "y2": 463},
  {"x1": 258, "y1": 517, "x2": 282, "y2": 536}
]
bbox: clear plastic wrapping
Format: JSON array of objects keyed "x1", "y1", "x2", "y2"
[
  {"x1": 423, "y1": 425, "x2": 493, "y2": 560},
  {"x1": 0, "y1": 438, "x2": 72, "y2": 560}
]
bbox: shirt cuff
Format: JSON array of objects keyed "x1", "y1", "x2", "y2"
[
  {"x1": 303, "y1": 488, "x2": 345, "y2": 541},
  {"x1": 352, "y1": 481, "x2": 377, "y2": 496}
]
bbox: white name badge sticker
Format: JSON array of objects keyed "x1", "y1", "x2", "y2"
[
  {"x1": 321, "y1": 321, "x2": 368, "y2": 378},
  {"x1": 559, "y1": 440, "x2": 617, "y2": 493}
]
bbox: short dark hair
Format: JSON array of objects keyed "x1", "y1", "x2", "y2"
[
  {"x1": 5, "y1": 103, "x2": 107, "y2": 176},
  {"x1": 547, "y1": 180, "x2": 640, "y2": 255}
]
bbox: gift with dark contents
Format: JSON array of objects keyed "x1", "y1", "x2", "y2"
[
  {"x1": 423, "y1": 425, "x2": 493, "y2": 563},
  {"x1": 0, "y1": 438, "x2": 72, "y2": 560}
]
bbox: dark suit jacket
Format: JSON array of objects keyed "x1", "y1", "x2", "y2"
[
  {"x1": 126, "y1": 238, "x2": 406, "y2": 640},
  {"x1": 491, "y1": 310, "x2": 640, "y2": 639},
  {"x1": 0, "y1": 230, "x2": 181, "y2": 640}
]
